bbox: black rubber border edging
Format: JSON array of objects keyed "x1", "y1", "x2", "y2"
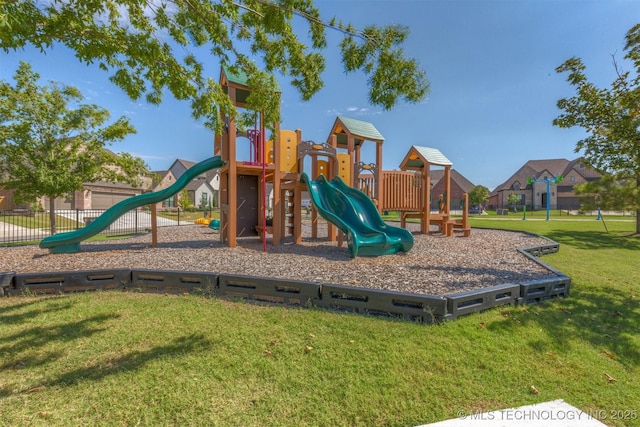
[{"x1": 1, "y1": 234, "x2": 570, "y2": 324}]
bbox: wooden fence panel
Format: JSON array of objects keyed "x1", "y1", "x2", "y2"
[{"x1": 372, "y1": 171, "x2": 423, "y2": 211}]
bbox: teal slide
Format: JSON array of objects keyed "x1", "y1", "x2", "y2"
[
  {"x1": 40, "y1": 156, "x2": 226, "y2": 254},
  {"x1": 300, "y1": 173, "x2": 413, "y2": 258}
]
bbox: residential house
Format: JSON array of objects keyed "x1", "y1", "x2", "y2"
[
  {"x1": 488, "y1": 158, "x2": 601, "y2": 211},
  {"x1": 2, "y1": 176, "x2": 148, "y2": 211},
  {"x1": 149, "y1": 170, "x2": 178, "y2": 209},
  {"x1": 555, "y1": 159, "x2": 602, "y2": 209},
  {"x1": 0, "y1": 188, "x2": 20, "y2": 211},
  {"x1": 1, "y1": 148, "x2": 150, "y2": 211},
  {"x1": 185, "y1": 173, "x2": 216, "y2": 209},
  {"x1": 151, "y1": 159, "x2": 218, "y2": 210},
  {"x1": 430, "y1": 168, "x2": 475, "y2": 211},
  {"x1": 168, "y1": 158, "x2": 195, "y2": 180}
]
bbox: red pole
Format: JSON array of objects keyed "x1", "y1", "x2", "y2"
[{"x1": 261, "y1": 112, "x2": 267, "y2": 252}]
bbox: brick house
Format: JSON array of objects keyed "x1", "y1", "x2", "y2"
[
  {"x1": 0, "y1": 188, "x2": 19, "y2": 211},
  {"x1": 488, "y1": 158, "x2": 601, "y2": 211},
  {"x1": 1, "y1": 177, "x2": 148, "y2": 211},
  {"x1": 1, "y1": 148, "x2": 150, "y2": 211},
  {"x1": 430, "y1": 168, "x2": 475, "y2": 211}
]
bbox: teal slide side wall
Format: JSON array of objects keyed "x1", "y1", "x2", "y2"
[
  {"x1": 39, "y1": 156, "x2": 226, "y2": 254},
  {"x1": 331, "y1": 176, "x2": 414, "y2": 253},
  {"x1": 300, "y1": 173, "x2": 413, "y2": 258}
]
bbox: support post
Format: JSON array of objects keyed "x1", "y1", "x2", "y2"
[{"x1": 150, "y1": 204, "x2": 157, "y2": 248}]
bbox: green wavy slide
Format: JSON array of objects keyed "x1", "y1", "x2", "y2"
[
  {"x1": 300, "y1": 173, "x2": 414, "y2": 258},
  {"x1": 40, "y1": 156, "x2": 226, "y2": 254}
]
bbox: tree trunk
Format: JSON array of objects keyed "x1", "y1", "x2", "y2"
[
  {"x1": 637, "y1": 176, "x2": 640, "y2": 235},
  {"x1": 48, "y1": 197, "x2": 57, "y2": 235}
]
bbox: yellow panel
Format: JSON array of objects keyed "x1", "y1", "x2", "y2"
[
  {"x1": 317, "y1": 160, "x2": 329, "y2": 178},
  {"x1": 279, "y1": 129, "x2": 298, "y2": 173},
  {"x1": 337, "y1": 153, "x2": 350, "y2": 183},
  {"x1": 266, "y1": 139, "x2": 274, "y2": 163}
]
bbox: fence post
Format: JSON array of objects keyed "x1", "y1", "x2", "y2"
[
  {"x1": 76, "y1": 209, "x2": 79, "y2": 230},
  {"x1": 151, "y1": 204, "x2": 158, "y2": 247},
  {"x1": 135, "y1": 209, "x2": 138, "y2": 234}
]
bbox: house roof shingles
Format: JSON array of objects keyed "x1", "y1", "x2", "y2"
[
  {"x1": 562, "y1": 159, "x2": 601, "y2": 181},
  {"x1": 492, "y1": 158, "x2": 601, "y2": 194},
  {"x1": 430, "y1": 169, "x2": 475, "y2": 193}
]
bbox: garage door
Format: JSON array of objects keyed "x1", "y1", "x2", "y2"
[{"x1": 92, "y1": 192, "x2": 131, "y2": 209}]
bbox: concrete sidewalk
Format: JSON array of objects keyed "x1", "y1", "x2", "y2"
[
  {"x1": 56, "y1": 210, "x2": 187, "y2": 229},
  {"x1": 419, "y1": 400, "x2": 607, "y2": 427}
]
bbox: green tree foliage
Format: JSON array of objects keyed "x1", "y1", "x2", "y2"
[
  {"x1": 507, "y1": 192, "x2": 520, "y2": 212},
  {"x1": 574, "y1": 172, "x2": 637, "y2": 213},
  {"x1": 178, "y1": 188, "x2": 193, "y2": 211},
  {"x1": 554, "y1": 23, "x2": 640, "y2": 233},
  {"x1": 0, "y1": 61, "x2": 148, "y2": 233},
  {"x1": 468, "y1": 185, "x2": 489, "y2": 208},
  {"x1": 0, "y1": 0, "x2": 429, "y2": 134}
]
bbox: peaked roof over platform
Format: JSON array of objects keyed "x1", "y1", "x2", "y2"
[
  {"x1": 220, "y1": 65, "x2": 250, "y2": 87},
  {"x1": 219, "y1": 65, "x2": 281, "y2": 105},
  {"x1": 328, "y1": 116, "x2": 385, "y2": 147},
  {"x1": 400, "y1": 146, "x2": 452, "y2": 171}
]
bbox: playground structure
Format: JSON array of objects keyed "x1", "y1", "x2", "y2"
[
  {"x1": 215, "y1": 66, "x2": 469, "y2": 255},
  {"x1": 38, "y1": 66, "x2": 469, "y2": 255}
]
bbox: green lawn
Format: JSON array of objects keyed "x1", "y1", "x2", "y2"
[
  {"x1": 0, "y1": 212, "x2": 79, "y2": 230},
  {"x1": 0, "y1": 218, "x2": 638, "y2": 426},
  {"x1": 0, "y1": 210, "x2": 219, "y2": 229}
]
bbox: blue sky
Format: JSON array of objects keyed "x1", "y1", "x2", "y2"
[{"x1": 1, "y1": 0, "x2": 639, "y2": 190}]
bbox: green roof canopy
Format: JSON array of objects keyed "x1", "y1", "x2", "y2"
[
  {"x1": 220, "y1": 65, "x2": 281, "y2": 105},
  {"x1": 330, "y1": 116, "x2": 385, "y2": 147},
  {"x1": 400, "y1": 145, "x2": 452, "y2": 171}
]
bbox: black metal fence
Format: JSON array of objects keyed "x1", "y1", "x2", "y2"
[{"x1": 0, "y1": 208, "x2": 201, "y2": 246}]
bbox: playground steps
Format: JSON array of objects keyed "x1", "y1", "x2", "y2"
[
  {"x1": 446, "y1": 219, "x2": 471, "y2": 237},
  {"x1": 429, "y1": 213, "x2": 449, "y2": 233}
]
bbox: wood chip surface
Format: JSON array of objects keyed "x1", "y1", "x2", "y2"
[{"x1": 0, "y1": 222, "x2": 559, "y2": 296}]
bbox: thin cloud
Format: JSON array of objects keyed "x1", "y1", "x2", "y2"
[{"x1": 326, "y1": 106, "x2": 381, "y2": 117}]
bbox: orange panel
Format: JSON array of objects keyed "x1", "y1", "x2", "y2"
[
  {"x1": 317, "y1": 160, "x2": 329, "y2": 178},
  {"x1": 337, "y1": 153, "x2": 350, "y2": 183},
  {"x1": 279, "y1": 129, "x2": 298, "y2": 173},
  {"x1": 266, "y1": 139, "x2": 275, "y2": 163}
]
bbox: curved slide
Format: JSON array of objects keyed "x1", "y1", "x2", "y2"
[
  {"x1": 300, "y1": 173, "x2": 413, "y2": 258},
  {"x1": 40, "y1": 156, "x2": 226, "y2": 254}
]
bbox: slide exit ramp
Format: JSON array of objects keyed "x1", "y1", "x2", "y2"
[
  {"x1": 39, "y1": 156, "x2": 226, "y2": 254},
  {"x1": 300, "y1": 173, "x2": 413, "y2": 258}
]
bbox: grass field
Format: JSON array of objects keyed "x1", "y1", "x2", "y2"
[
  {"x1": 0, "y1": 209, "x2": 217, "y2": 230},
  {"x1": 0, "y1": 218, "x2": 638, "y2": 426},
  {"x1": 0, "y1": 212, "x2": 79, "y2": 230}
]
